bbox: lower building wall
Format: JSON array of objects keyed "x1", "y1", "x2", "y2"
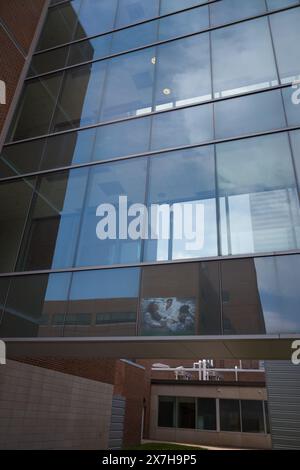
[
  {"x1": 150, "y1": 427, "x2": 271, "y2": 450},
  {"x1": 149, "y1": 384, "x2": 272, "y2": 449},
  {"x1": 0, "y1": 360, "x2": 113, "y2": 450}
]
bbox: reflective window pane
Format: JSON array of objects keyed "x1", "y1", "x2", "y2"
[
  {"x1": 65, "y1": 267, "x2": 140, "y2": 337},
  {"x1": 290, "y1": 129, "x2": 300, "y2": 184},
  {"x1": 111, "y1": 22, "x2": 157, "y2": 55},
  {"x1": 0, "y1": 178, "x2": 35, "y2": 273},
  {"x1": 254, "y1": 255, "x2": 300, "y2": 334},
  {"x1": 51, "y1": 62, "x2": 106, "y2": 132},
  {"x1": 151, "y1": 104, "x2": 213, "y2": 150},
  {"x1": 100, "y1": 48, "x2": 155, "y2": 121},
  {"x1": 115, "y1": 0, "x2": 159, "y2": 28},
  {"x1": 93, "y1": 117, "x2": 151, "y2": 161},
  {"x1": 75, "y1": 159, "x2": 147, "y2": 267},
  {"x1": 9, "y1": 74, "x2": 63, "y2": 141},
  {"x1": 0, "y1": 273, "x2": 71, "y2": 338},
  {"x1": 197, "y1": 398, "x2": 217, "y2": 431},
  {"x1": 74, "y1": 0, "x2": 118, "y2": 39},
  {"x1": 158, "y1": 396, "x2": 176, "y2": 428},
  {"x1": 160, "y1": 0, "x2": 207, "y2": 15},
  {"x1": 158, "y1": 6, "x2": 209, "y2": 42},
  {"x1": 16, "y1": 169, "x2": 89, "y2": 271},
  {"x1": 217, "y1": 133, "x2": 300, "y2": 255},
  {"x1": 220, "y1": 399, "x2": 241, "y2": 432},
  {"x1": 267, "y1": 0, "x2": 299, "y2": 11},
  {"x1": 140, "y1": 263, "x2": 221, "y2": 336},
  {"x1": 154, "y1": 35, "x2": 212, "y2": 110},
  {"x1": 144, "y1": 147, "x2": 217, "y2": 261},
  {"x1": 241, "y1": 400, "x2": 265, "y2": 433},
  {"x1": 210, "y1": 0, "x2": 266, "y2": 26},
  {"x1": 214, "y1": 90, "x2": 286, "y2": 140},
  {"x1": 212, "y1": 18, "x2": 278, "y2": 98},
  {"x1": 270, "y1": 8, "x2": 300, "y2": 84},
  {"x1": 282, "y1": 85, "x2": 300, "y2": 127}
]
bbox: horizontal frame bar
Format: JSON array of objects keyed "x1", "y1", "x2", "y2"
[{"x1": 0, "y1": 250, "x2": 299, "y2": 278}]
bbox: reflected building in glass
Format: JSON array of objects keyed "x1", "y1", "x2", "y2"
[{"x1": 0, "y1": 0, "x2": 300, "y2": 357}]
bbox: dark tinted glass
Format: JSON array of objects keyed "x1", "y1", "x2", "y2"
[
  {"x1": 220, "y1": 399, "x2": 241, "y2": 432},
  {"x1": 65, "y1": 267, "x2": 140, "y2": 337},
  {"x1": 140, "y1": 263, "x2": 221, "y2": 336},
  {"x1": 37, "y1": 1, "x2": 81, "y2": 51},
  {"x1": 158, "y1": 396, "x2": 176, "y2": 427},
  {"x1": 241, "y1": 400, "x2": 265, "y2": 433},
  {"x1": 16, "y1": 168, "x2": 88, "y2": 271},
  {"x1": 0, "y1": 178, "x2": 35, "y2": 273},
  {"x1": 41, "y1": 128, "x2": 96, "y2": 170},
  {"x1": 9, "y1": 74, "x2": 63, "y2": 141},
  {"x1": 0, "y1": 273, "x2": 71, "y2": 337},
  {"x1": 197, "y1": 398, "x2": 217, "y2": 430},
  {"x1": 177, "y1": 397, "x2": 195, "y2": 429},
  {"x1": 221, "y1": 259, "x2": 267, "y2": 335},
  {"x1": 0, "y1": 140, "x2": 46, "y2": 178}
]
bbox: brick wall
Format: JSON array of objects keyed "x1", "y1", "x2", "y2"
[
  {"x1": 0, "y1": 0, "x2": 47, "y2": 137},
  {"x1": 0, "y1": 360, "x2": 113, "y2": 449}
]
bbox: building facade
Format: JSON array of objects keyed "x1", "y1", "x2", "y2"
[{"x1": 1, "y1": 0, "x2": 300, "y2": 359}]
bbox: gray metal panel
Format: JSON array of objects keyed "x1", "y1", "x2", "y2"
[
  {"x1": 5, "y1": 335, "x2": 300, "y2": 360},
  {"x1": 109, "y1": 395, "x2": 126, "y2": 450},
  {"x1": 265, "y1": 361, "x2": 300, "y2": 449}
]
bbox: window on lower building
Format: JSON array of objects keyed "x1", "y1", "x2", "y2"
[
  {"x1": 197, "y1": 398, "x2": 217, "y2": 431},
  {"x1": 241, "y1": 400, "x2": 265, "y2": 433},
  {"x1": 177, "y1": 397, "x2": 196, "y2": 429},
  {"x1": 158, "y1": 396, "x2": 176, "y2": 428},
  {"x1": 220, "y1": 399, "x2": 241, "y2": 432}
]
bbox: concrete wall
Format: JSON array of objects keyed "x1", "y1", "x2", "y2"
[
  {"x1": 149, "y1": 383, "x2": 272, "y2": 449},
  {"x1": 0, "y1": 360, "x2": 113, "y2": 449}
]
